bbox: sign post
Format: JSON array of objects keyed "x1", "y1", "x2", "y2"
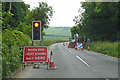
[{"x1": 23, "y1": 21, "x2": 48, "y2": 69}]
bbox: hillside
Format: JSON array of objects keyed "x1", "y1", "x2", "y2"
[{"x1": 44, "y1": 27, "x2": 71, "y2": 37}]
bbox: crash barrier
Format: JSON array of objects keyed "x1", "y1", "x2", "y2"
[{"x1": 68, "y1": 42, "x2": 91, "y2": 51}]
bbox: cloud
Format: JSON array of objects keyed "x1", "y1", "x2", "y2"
[{"x1": 23, "y1": 0, "x2": 84, "y2": 27}]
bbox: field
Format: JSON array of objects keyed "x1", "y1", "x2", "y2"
[
  {"x1": 44, "y1": 27, "x2": 71, "y2": 37},
  {"x1": 43, "y1": 27, "x2": 119, "y2": 58},
  {"x1": 41, "y1": 27, "x2": 70, "y2": 46},
  {"x1": 33, "y1": 37, "x2": 69, "y2": 47},
  {"x1": 43, "y1": 36, "x2": 69, "y2": 40}
]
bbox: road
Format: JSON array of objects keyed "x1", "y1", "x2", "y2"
[{"x1": 13, "y1": 42, "x2": 118, "y2": 79}]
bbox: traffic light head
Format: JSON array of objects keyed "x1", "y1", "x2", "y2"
[
  {"x1": 32, "y1": 21, "x2": 41, "y2": 41},
  {"x1": 34, "y1": 22, "x2": 39, "y2": 28}
]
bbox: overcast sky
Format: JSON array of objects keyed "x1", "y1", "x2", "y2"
[{"x1": 23, "y1": 0, "x2": 85, "y2": 27}]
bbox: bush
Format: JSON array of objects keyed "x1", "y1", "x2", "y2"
[{"x1": 2, "y1": 29, "x2": 31, "y2": 78}]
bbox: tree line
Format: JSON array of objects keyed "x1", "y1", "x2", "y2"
[
  {"x1": 71, "y1": 2, "x2": 119, "y2": 42},
  {"x1": 2, "y1": 2, "x2": 53, "y2": 78}
]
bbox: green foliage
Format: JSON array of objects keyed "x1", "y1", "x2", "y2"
[
  {"x1": 2, "y1": 2, "x2": 54, "y2": 78},
  {"x1": 43, "y1": 36, "x2": 69, "y2": 41},
  {"x1": 2, "y1": 29, "x2": 31, "y2": 78},
  {"x1": 2, "y1": 29, "x2": 31, "y2": 47},
  {"x1": 71, "y1": 2, "x2": 118, "y2": 58},
  {"x1": 2, "y1": 12, "x2": 14, "y2": 30},
  {"x1": 2, "y1": 2, "x2": 30, "y2": 29},
  {"x1": 33, "y1": 37, "x2": 68, "y2": 46},
  {"x1": 16, "y1": 22, "x2": 32, "y2": 38},
  {"x1": 0, "y1": 3, "x2": 2, "y2": 78},
  {"x1": 15, "y1": 2, "x2": 54, "y2": 38},
  {"x1": 73, "y1": 2, "x2": 118, "y2": 42},
  {"x1": 85, "y1": 41, "x2": 118, "y2": 58},
  {"x1": 71, "y1": 25, "x2": 80, "y2": 39},
  {"x1": 25, "y1": 2, "x2": 53, "y2": 32},
  {"x1": 2, "y1": 2, "x2": 53, "y2": 37}
]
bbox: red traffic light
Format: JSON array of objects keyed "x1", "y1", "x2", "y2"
[
  {"x1": 32, "y1": 21, "x2": 41, "y2": 41},
  {"x1": 34, "y1": 22, "x2": 39, "y2": 28}
]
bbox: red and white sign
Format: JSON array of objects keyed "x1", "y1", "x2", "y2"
[{"x1": 23, "y1": 46, "x2": 48, "y2": 62}]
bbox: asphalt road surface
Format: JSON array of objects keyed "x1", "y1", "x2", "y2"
[{"x1": 13, "y1": 42, "x2": 118, "y2": 79}]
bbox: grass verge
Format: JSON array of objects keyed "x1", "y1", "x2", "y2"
[
  {"x1": 34, "y1": 36, "x2": 69, "y2": 46},
  {"x1": 85, "y1": 41, "x2": 118, "y2": 58}
]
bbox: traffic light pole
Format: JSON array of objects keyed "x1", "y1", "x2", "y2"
[
  {"x1": 40, "y1": 41, "x2": 42, "y2": 46},
  {"x1": 32, "y1": 41, "x2": 34, "y2": 46}
]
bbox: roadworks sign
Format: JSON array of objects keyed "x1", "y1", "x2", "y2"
[
  {"x1": 23, "y1": 46, "x2": 48, "y2": 62},
  {"x1": 77, "y1": 43, "x2": 83, "y2": 48}
]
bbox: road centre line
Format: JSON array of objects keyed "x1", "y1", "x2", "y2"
[
  {"x1": 76, "y1": 55, "x2": 91, "y2": 68},
  {"x1": 68, "y1": 49, "x2": 91, "y2": 68},
  {"x1": 68, "y1": 50, "x2": 73, "y2": 54}
]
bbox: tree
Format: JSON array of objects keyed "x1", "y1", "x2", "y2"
[
  {"x1": 2, "y1": 1, "x2": 54, "y2": 78},
  {"x1": 71, "y1": 25, "x2": 80, "y2": 39},
  {"x1": 2, "y1": 2, "x2": 30, "y2": 30},
  {"x1": 73, "y1": 2, "x2": 118, "y2": 42},
  {"x1": 24, "y1": 2, "x2": 54, "y2": 38}
]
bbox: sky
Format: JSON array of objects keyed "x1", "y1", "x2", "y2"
[{"x1": 23, "y1": 0, "x2": 85, "y2": 27}]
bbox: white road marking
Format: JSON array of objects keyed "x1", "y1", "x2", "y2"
[
  {"x1": 67, "y1": 49, "x2": 91, "y2": 68},
  {"x1": 68, "y1": 50, "x2": 73, "y2": 54},
  {"x1": 105, "y1": 78, "x2": 110, "y2": 80},
  {"x1": 76, "y1": 55, "x2": 91, "y2": 68}
]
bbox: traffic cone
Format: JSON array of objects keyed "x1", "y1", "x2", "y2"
[
  {"x1": 88, "y1": 46, "x2": 90, "y2": 51},
  {"x1": 75, "y1": 45, "x2": 77, "y2": 50},
  {"x1": 81, "y1": 47, "x2": 83, "y2": 51},
  {"x1": 81, "y1": 48, "x2": 83, "y2": 51},
  {"x1": 68, "y1": 46, "x2": 70, "y2": 48},
  {"x1": 48, "y1": 51, "x2": 57, "y2": 70}
]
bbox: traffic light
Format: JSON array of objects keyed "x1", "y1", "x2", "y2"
[{"x1": 32, "y1": 21, "x2": 41, "y2": 41}]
